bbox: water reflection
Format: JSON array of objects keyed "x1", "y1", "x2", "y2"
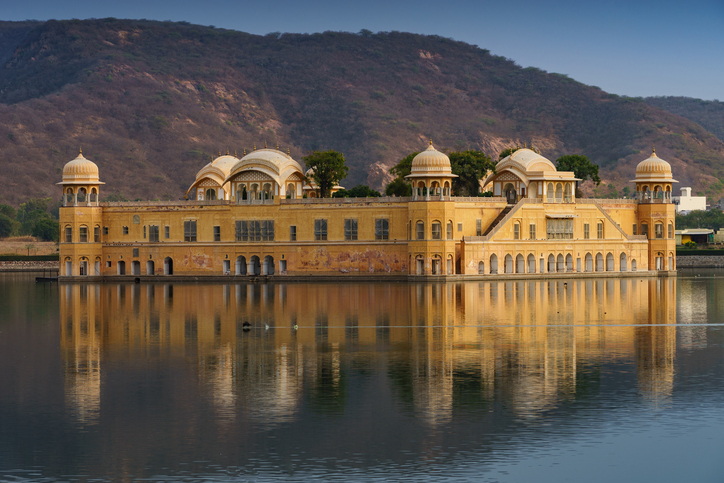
[{"x1": 60, "y1": 278, "x2": 678, "y2": 428}]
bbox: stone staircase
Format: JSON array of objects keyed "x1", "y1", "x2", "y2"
[{"x1": 482, "y1": 206, "x2": 512, "y2": 236}]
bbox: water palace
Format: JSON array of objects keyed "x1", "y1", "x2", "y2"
[{"x1": 58, "y1": 142, "x2": 677, "y2": 279}]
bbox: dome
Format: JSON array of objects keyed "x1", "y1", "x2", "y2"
[
  {"x1": 227, "y1": 148, "x2": 304, "y2": 182},
  {"x1": 635, "y1": 149, "x2": 673, "y2": 179},
  {"x1": 60, "y1": 151, "x2": 101, "y2": 184},
  {"x1": 409, "y1": 142, "x2": 452, "y2": 175},
  {"x1": 496, "y1": 148, "x2": 556, "y2": 173},
  {"x1": 210, "y1": 154, "x2": 238, "y2": 178}
]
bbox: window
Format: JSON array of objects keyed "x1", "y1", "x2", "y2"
[
  {"x1": 633, "y1": 224, "x2": 637, "y2": 235},
  {"x1": 290, "y1": 225, "x2": 297, "y2": 241},
  {"x1": 447, "y1": 222, "x2": 453, "y2": 239},
  {"x1": 431, "y1": 222, "x2": 441, "y2": 240},
  {"x1": 457, "y1": 223, "x2": 463, "y2": 232},
  {"x1": 236, "y1": 220, "x2": 275, "y2": 241},
  {"x1": 641, "y1": 223, "x2": 649, "y2": 237},
  {"x1": 213, "y1": 226, "x2": 221, "y2": 242},
  {"x1": 65, "y1": 226, "x2": 72, "y2": 243},
  {"x1": 132, "y1": 248, "x2": 139, "y2": 258},
  {"x1": 184, "y1": 220, "x2": 197, "y2": 242},
  {"x1": 584, "y1": 223, "x2": 590, "y2": 239},
  {"x1": 133, "y1": 215, "x2": 140, "y2": 224},
  {"x1": 94, "y1": 226, "x2": 100, "y2": 243},
  {"x1": 375, "y1": 219, "x2": 389, "y2": 240},
  {"x1": 149, "y1": 225, "x2": 159, "y2": 242},
  {"x1": 529, "y1": 223, "x2": 536, "y2": 240},
  {"x1": 344, "y1": 219, "x2": 358, "y2": 241},
  {"x1": 143, "y1": 226, "x2": 146, "y2": 239},
  {"x1": 546, "y1": 219, "x2": 573, "y2": 239},
  {"x1": 668, "y1": 223, "x2": 673, "y2": 239},
  {"x1": 314, "y1": 219, "x2": 327, "y2": 240},
  {"x1": 513, "y1": 223, "x2": 520, "y2": 240},
  {"x1": 106, "y1": 261, "x2": 111, "y2": 268},
  {"x1": 476, "y1": 219, "x2": 482, "y2": 236},
  {"x1": 165, "y1": 226, "x2": 169, "y2": 239},
  {"x1": 79, "y1": 226, "x2": 88, "y2": 243},
  {"x1": 416, "y1": 221, "x2": 424, "y2": 240},
  {"x1": 597, "y1": 222, "x2": 603, "y2": 239},
  {"x1": 103, "y1": 226, "x2": 109, "y2": 235},
  {"x1": 655, "y1": 223, "x2": 664, "y2": 239},
  {"x1": 123, "y1": 226, "x2": 129, "y2": 235}
]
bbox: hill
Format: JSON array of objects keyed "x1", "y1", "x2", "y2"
[
  {"x1": 645, "y1": 96, "x2": 724, "y2": 145},
  {"x1": 1, "y1": 19, "x2": 723, "y2": 205}
]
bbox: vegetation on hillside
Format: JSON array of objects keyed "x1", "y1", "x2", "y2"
[
  {"x1": 646, "y1": 97, "x2": 724, "y2": 143},
  {"x1": 0, "y1": 19, "x2": 722, "y2": 206},
  {"x1": 676, "y1": 209, "x2": 724, "y2": 232}
]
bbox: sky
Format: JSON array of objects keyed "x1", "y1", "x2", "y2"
[{"x1": 3, "y1": 0, "x2": 723, "y2": 100}]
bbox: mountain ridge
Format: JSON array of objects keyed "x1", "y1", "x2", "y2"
[{"x1": 0, "y1": 18, "x2": 723, "y2": 205}]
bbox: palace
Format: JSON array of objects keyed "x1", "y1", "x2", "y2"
[{"x1": 58, "y1": 142, "x2": 677, "y2": 279}]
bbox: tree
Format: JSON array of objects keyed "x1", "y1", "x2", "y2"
[
  {"x1": 303, "y1": 150, "x2": 349, "y2": 198},
  {"x1": 389, "y1": 152, "x2": 419, "y2": 179},
  {"x1": 449, "y1": 150, "x2": 496, "y2": 196},
  {"x1": 333, "y1": 185, "x2": 382, "y2": 198},
  {"x1": 0, "y1": 204, "x2": 16, "y2": 219},
  {"x1": 385, "y1": 178, "x2": 412, "y2": 197},
  {"x1": 555, "y1": 155, "x2": 601, "y2": 186},
  {"x1": 498, "y1": 147, "x2": 520, "y2": 160},
  {"x1": 32, "y1": 218, "x2": 59, "y2": 242},
  {"x1": 16, "y1": 198, "x2": 52, "y2": 235},
  {"x1": 0, "y1": 214, "x2": 13, "y2": 238}
]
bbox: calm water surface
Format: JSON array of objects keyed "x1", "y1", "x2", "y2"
[{"x1": 1, "y1": 272, "x2": 723, "y2": 482}]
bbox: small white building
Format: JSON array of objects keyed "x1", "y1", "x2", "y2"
[{"x1": 673, "y1": 187, "x2": 706, "y2": 214}]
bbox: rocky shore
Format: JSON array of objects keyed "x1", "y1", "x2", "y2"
[{"x1": 676, "y1": 256, "x2": 724, "y2": 269}]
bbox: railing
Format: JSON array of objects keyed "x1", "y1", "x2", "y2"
[{"x1": 281, "y1": 196, "x2": 413, "y2": 205}]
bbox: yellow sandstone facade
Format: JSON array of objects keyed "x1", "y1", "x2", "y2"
[{"x1": 58, "y1": 143, "x2": 677, "y2": 279}]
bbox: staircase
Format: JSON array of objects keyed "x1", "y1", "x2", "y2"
[{"x1": 482, "y1": 206, "x2": 512, "y2": 236}]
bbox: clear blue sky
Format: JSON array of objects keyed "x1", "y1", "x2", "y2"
[{"x1": 3, "y1": 0, "x2": 723, "y2": 100}]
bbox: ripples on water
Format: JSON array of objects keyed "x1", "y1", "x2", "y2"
[{"x1": 1, "y1": 272, "x2": 724, "y2": 482}]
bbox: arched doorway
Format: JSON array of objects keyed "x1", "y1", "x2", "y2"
[
  {"x1": 557, "y1": 254, "x2": 564, "y2": 272},
  {"x1": 118, "y1": 260, "x2": 126, "y2": 275},
  {"x1": 490, "y1": 254, "x2": 498, "y2": 274},
  {"x1": 236, "y1": 256, "x2": 247, "y2": 275},
  {"x1": 416, "y1": 256, "x2": 424, "y2": 275},
  {"x1": 620, "y1": 253, "x2": 628, "y2": 271},
  {"x1": 478, "y1": 261, "x2": 485, "y2": 274},
  {"x1": 632, "y1": 259, "x2": 637, "y2": 271},
  {"x1": 447, "y1": 255, "x2": 453, "y2": 274},
  {"x1": 263, "y1": 255, "x2": 275, "y2": 275},
  {"x1": 250, "y1": 256, "x2": 261, "y2": 275},
  {"x1": 595, "y1": 253, "x2": 604, "y2": 271},
  {"x1": 547, "y1": 254, "x2": 555, "y2": 273},
  {"x1": 585, "y1": 253, "x2": 593, "y2": 272},
  {"x1": 669, "y1": 252, "x2": 674, "y2": 270},
  {"x1": 516, "y1": 254, "x2": 525, "y2": 273},
  {"x1": 565, "y1": 254, "x2": 573, "y2": 272},
  {"x1": 132, "y1": 261, "x2": 141, "y2": 276},
  {"x1": 504, "y1": 183, "x2": 517, "y2": 204},
  {"x1": 79, "y1": 259, "x2": 88, "y2": 276},
  {"x1": 504, "y1": 254, "x2": 514, "y2": 274},
  {"x1": 527, "y1": 254, "x2": 536, "y2": 273},
  {"x1": 205, "y1": 188, "x2": 217, "y2": 200},
  {"x1": 147, "y1": 260, "x2": 155, "y2": 275},
  {"x1": 431, "y1": 256, "x2": 441, "y2": 275},
  {"x1": 606, "y1": 253, "x2": 614, "y2": 271},
  {"x1": 163, "y1": 257, "x2": 173, "y2": 275}
]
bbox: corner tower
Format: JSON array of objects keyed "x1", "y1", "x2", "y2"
[
  {"x1": 631, "y1": 148, "x2": 678, "y2": 270},
  {"x1": 58, "y1": 150, "x2": 104, "y2": 277}
]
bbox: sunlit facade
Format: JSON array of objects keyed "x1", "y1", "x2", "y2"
[{"x1": 58, "y1": 144, "x2": 676, "y2": 279}]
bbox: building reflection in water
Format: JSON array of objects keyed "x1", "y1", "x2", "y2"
[{"x1": 60, "y1": 278, "x2": 677, "y2": 426}]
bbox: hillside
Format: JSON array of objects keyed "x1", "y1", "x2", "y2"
[
  {"x1": 646, "y1": 96, "x2": 724, "y2": 144},
  {"x1": 1, "y1": 19, "x2": 723, "y2": 205}
]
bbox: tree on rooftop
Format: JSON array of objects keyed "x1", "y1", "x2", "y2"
[
  {"x1": 555, "y1": 154, "x2": 601, "y2": 186},
  {"x1": 450, "y1": 150, "x2": 496, "y2": 196},
  {"x1": 303, "y1": 150, "x2": 349, "y2": 198}
]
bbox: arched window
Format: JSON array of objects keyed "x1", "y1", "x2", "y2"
[
  {"x1": 287, "y1": 183, "x2": 295, "y2": 199},
  {"x1": 77, "y1": 187, "x2": 87, "y2": 203},
  {"x1": 547, "y1": 183, "x2": 554, "y2": 202},
  {"x1": 64, "y1": 225, "x2": 72, "y2": 243},
  {"x1": 655, "y1": 223, "x2": 664, "y2": 239},
  {"x1": 133, "y1": 215, "x2": 140, "y2": 224},
  {"x1": 490, "y1": 254, "x2": 498, "y2": 274},
  {"x1": 668, "y1": 223, "x2": 673, "y2": 239},
  {"x1": 447, "y1": 221, "x2": 453, "y2": 240},
  {"x1": 555, "y1": 183, "x2": 563, "y2": 202},
  {"x1": 513, "y1": 222, "x2": 520, "y2": 240},
  {"x1": 564, "y1": 183, "x2": 572, "y2": 202},
  {"x1": 416, "y1": 221, "x2": 425, "y2": 240},
  {"x1": 431, "y1": 221, "x2": 442, "y2": 240},
  {"x1": 205, "y1": 188, "x2": 217, "y2": 201},
  {"x1": 504, "y1": 254, "x2": 514, "y2": 273},
  {"x1": 79, "y1": 226, "x2": 88, "y2": 243},
  {"x1": 478, "y1": 261, "x2": 485, "y2": 274},
  {"x1": 641, "y1": 222, "x2": 649, "y2": 238}
]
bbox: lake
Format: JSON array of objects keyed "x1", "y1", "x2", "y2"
[{"x1": 1, "y1": 272, "x2": 723, "y2": 482}]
